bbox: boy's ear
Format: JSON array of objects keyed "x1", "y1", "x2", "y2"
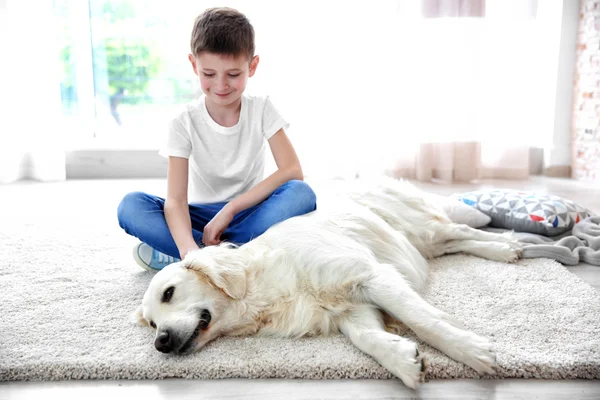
[
  {"x1": 184, "y1": 249, "x2": 247, "y2": 300},
  {"x1": 249, "y1": 55, "x2": 259, "y2": 77},
  {"x1": 188, "y1": 54, "x2": 199, "y2": 75}
]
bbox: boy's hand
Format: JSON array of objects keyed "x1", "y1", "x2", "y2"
[{"x1": 203, "y1": 206, "x2": 235, "y2": 246}]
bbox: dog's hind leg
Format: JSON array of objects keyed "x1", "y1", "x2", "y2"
[
  {"x1": 362, "y1": 264, "x2": 497, "y2": 376},
  {"x1": 338, "y1": 306, "x2": 426, "y2": 389},
  {"x1": 430, "y1": 239, "x2": 520, "y2": 262},
  {"x1": 436, "y1": 223, "x2": 520, "y2": 245},
  {"x1": 431, "y1": 223, "x2": 523, "y2": 260}
]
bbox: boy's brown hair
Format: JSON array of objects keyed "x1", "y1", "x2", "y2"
[{"x1": 190, "y1": 7, "x2": 255, "y2": 60}]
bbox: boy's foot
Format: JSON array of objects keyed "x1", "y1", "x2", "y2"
[{"x1": 133, "y1": 243, "x2": 180, "y2": 271}]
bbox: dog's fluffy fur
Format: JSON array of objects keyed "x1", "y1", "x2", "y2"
[{"x1": 137, "y1": 178, "x2": 521, "y2": 388}]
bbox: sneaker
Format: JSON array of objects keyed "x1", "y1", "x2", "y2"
[{"x1": 133, "y1": 243, "x2": 180, "y2": 271}]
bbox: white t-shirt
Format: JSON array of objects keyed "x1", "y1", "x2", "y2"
[{"x1": 159, "y1": 95, "x2": 288, "y2": 204}]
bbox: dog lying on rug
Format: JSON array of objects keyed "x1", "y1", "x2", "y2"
[{"x1": 136, "y1": 178, "x2": 522, "y2": 388}]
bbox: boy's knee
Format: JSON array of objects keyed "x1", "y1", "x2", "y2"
[
  {"x1": 284, "y1": 180, "x2": 317, "y2": 212},
  {"x1": 117, "y1": 191, "x2": 151, "y2": 227}
]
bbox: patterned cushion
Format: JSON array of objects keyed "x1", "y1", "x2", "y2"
[{"x1": 451, "y1": 189, "x2": 594, "y2": 236}]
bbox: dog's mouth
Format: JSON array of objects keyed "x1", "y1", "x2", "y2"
[{"x1": 177, "y1": 309, "x2": 211, "y2": 354}]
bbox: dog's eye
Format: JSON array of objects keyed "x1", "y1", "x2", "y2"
[
  {"x1": 162, "y1": 286, "x2": 175, "y2": 303},
  {"x1": 149, "y1": 321, "x2": 156, "y2": 329}
]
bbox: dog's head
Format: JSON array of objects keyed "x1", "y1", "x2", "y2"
[{"x1": 135, "y1": 244, "x2": 248, "y2": 355}]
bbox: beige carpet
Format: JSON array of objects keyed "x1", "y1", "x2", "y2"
[{"x1": 1, "y1": 181, "x2": 600, "y2": 381}]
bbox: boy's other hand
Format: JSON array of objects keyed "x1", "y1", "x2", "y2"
[{"x1": 203, "y1": 207, "x2": 235, "y2": 246}]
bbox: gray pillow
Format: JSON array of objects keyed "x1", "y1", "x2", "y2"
[{"x1": 451, "y1": 189, "x2": 594, "y2": 236}]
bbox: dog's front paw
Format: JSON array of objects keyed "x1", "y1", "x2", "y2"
[
  {"x1": 381, "y1": 338, "x2": 427, "y2": 390},
  {"x1": 459, "y1": 332, "x2": 497, "y2": 375}
]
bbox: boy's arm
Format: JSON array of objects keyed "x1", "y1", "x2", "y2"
[
  {"x1": 202, "y1": 128, "x2": 303, "y2": 245},
  {"x1": 164, "y1": 156, "x2": 200, "y2": 258},
  {"x1": 230, "y1": 128, "x2": 303, "y2": 212}
]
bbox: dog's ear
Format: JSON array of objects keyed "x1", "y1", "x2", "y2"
[
  {"x1": 131, "y1": 305, "x2": 148, "y2": 327},
  {"x1": 184, "y1": 247, "x2": 247, "y2": 300}
]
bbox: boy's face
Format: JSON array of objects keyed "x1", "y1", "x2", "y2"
[{"x1": 189, "y1": 52, "x2": 259, "y2": 108}]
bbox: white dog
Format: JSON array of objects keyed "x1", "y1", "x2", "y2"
[{"x1": 137, "y1": 178, "x2": 521, "y2": 388}]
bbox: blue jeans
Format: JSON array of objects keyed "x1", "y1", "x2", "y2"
[{"x1": 117, "y1": 180, "x2": 317, "y2": 259}]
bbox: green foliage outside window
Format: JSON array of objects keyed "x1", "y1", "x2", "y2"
[
  {"x1": 57, "y1": 0, "x2": 196, "y2": 124},
  {"x1": 102, "y1": 38, "x2": 161, "y2": 105}
]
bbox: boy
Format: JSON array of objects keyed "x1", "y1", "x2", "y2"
[{"x1": 117, "y1": 7, "x2": 317, "y2": 271}]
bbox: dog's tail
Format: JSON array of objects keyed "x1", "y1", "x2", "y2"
[{"x1": 347, "y1": 177, "x2": 450, "y2": 228}]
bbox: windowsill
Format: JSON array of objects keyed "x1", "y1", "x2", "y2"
[
  {"x1": 66, "y1": 149, "x2": 167, "y2": 179},
  {"x1": 66, "y1": 137, "x2": 162, "y2": 151}
]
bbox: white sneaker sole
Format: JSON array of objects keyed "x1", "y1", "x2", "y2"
[{"x1": 132, "y1": 245, "x2": 160, "y2": 272}]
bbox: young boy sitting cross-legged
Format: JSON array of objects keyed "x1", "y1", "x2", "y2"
[{"x1": 117, "y1": 7, "x2": 317, "y2": 271}]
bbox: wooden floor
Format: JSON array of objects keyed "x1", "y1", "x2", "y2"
[
  {"x1": 2, "y1": 378, "x2": 600, "y2": 400},
  {"x1": 1, "y1": 176, "x2": 599, "y2": 399}
]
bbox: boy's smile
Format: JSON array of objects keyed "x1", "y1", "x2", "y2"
[{"x1": 189, "y1": 52, "x2": 259, "y2": 124}]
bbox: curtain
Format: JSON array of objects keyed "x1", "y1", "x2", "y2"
[
  {"x1": 0, "y1": 0, "x2": 65, "y2": 183},
  {"x1": 422, "y1": 0, "x2": 486, "y2": 18},
  {"x1": 373, "y1": 0, "x2": 545, "y2": 183},
  {"x1": 253, "y1": 0, "x2": 559, "y2": 182},
  {"x1": 377, "y1": 0, "x2": 543, "y2": 182}
]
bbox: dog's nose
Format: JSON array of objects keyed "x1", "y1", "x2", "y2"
[{"x1": 155, "y1": 330, "x2": 174, "y2": 353}]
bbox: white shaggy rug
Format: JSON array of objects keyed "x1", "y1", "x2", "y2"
[{"x1": 1, "y1": 180, "x2": 600, "y2": 381}]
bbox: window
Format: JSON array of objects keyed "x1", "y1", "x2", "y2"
[{"x1": 55, "y1": 0, "x2": 206, "y2": 149}]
